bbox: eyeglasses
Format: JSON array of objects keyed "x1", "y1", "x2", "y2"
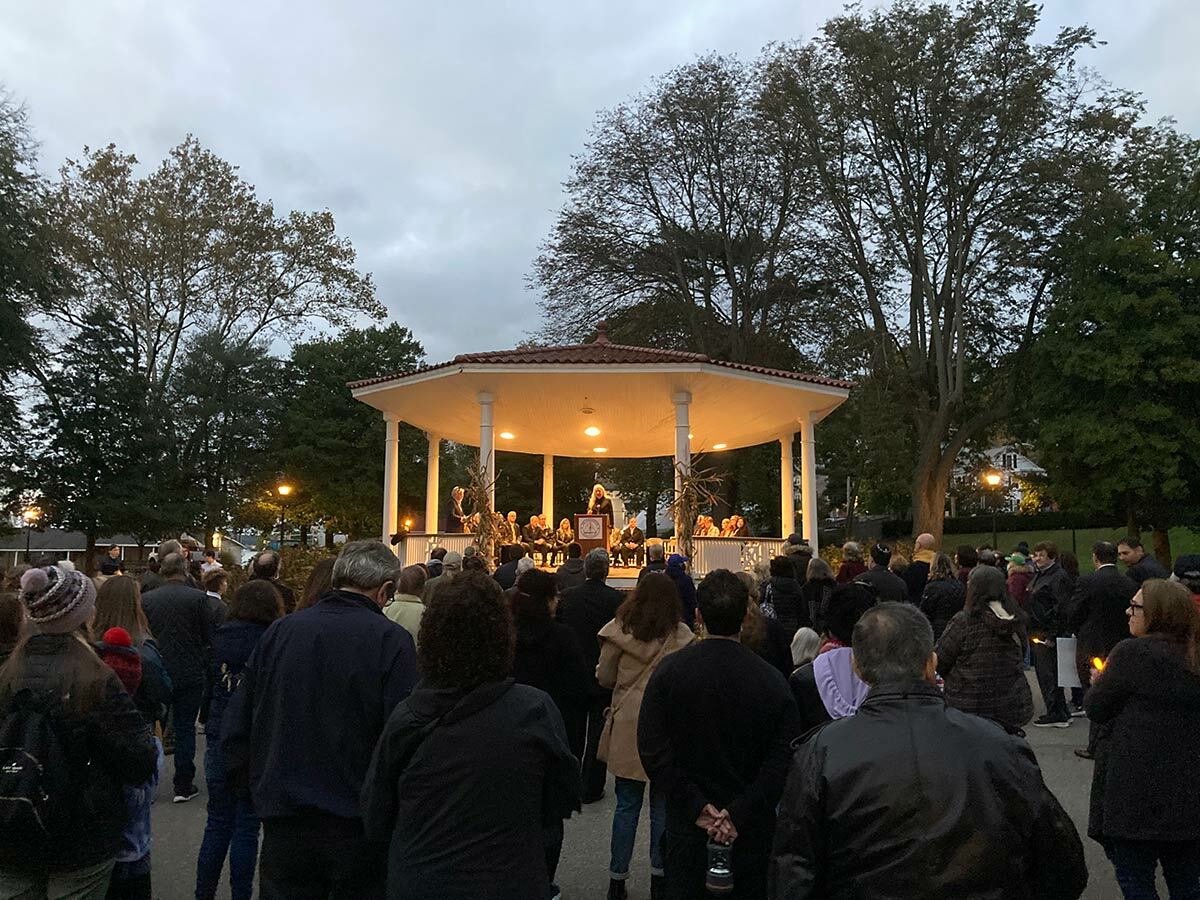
[{"x1": 1129, "y1": 602, "x2": 1145, "y2": 614}]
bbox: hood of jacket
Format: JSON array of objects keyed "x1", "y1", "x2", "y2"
[
  {"x1": 406, "y1": 677, "x2": 515, "y2": 727},
  {"x1": 812, "y1": 646, "x2": 869, "y2": 718},
  {"x1": 981, "y1": 601, "x2": 1021, "y2": 636},
  {"x1": 598, "y1": 618, "x2": 694, "y2": 664}
]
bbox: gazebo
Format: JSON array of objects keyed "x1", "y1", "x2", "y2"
[{"x1": 350, "y1": 324, "x2": 851, "y2": 573}]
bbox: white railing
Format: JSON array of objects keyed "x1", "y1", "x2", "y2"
[
  {"x1": 690, "y1": 537, "x2": 788, "y2": 577},
  {"x1": 399, "y1": 532, "x2": 476, "y2": 567}
]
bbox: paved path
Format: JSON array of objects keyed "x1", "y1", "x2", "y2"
[{"x1": 151, "y1": 678, "x2": 1128, "y2": 900}]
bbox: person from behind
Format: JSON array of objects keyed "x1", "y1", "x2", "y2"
[
  {"x1": 936, "y1": 565, "x2": 1033, "y2": 734},
  {"x1": 920, "y1": 552, "x2": 967, "y2": 640},
  {"x1": 638, "y1": 570, "x2": 800, "y2": 898},
  {"x1": 556, "y1": 541, "x2": 587, "y2": 592},
  {"x1": 362, "y1": 572, "x2": 580, "y2": 900},
  {"x1": 0, "y1": 566, "x2": 157, "y2": 897},
  {"x1": 770, "y1": 602, "x2": 1087, "y2": 900},
  {"x1": 800, "y1": 557, "x2": 836, "y2": 635},
  {"x1": 194, "y1": 580, "x2": 284, "y2": 900},
  {"x1": 494, "y1": 544, "x2": 525, "y2": 591},
  {"x1": 1086, "y1": 579, "x2": 1200, "y2": 898},
  {"x1": 250, "y1": 550, "x2": 295, "y2": 613},
  {"x1": 781, "y1": 537, "x2": 814, "y2": 586},
  {"x1": 93, "y1": 575, "x2": 173, "y2": 735},
  {"x1": 223, "y1": 540, "x2": 418, "y2": 900},
  {"x1": 1116, "y1": 536, "x2": 1168, "y2": 586},
  {"x1": 835, "y1": 542, "x2": 866, "y2": 584},
  {"x1": 1006, "y1": 551, "x2": 1034, "y2": 607},
  {"x1": 790, "y1": 628, "x2": 820, "y2": 671},
  {"x1": 296, "y1": 557, "x2": 335, "y2": 612},
  {"x1": 765, "y1": 556, "x2": 806, "y2": 635},
  {"x1": 789, "y1": 583, "x2": 874, "y2": 734},
  {"x1": 1065, "y1": 541, "x2": 1138, "y2": 759},
  {"x1": 1172, "y1": 555, "x2": 1200, "y2": 611},
  {"x1": 597, "y1": 572, "x2": 697, "y2": 900},
  {"x1": 141, "y1": 551, "x2": 215, "y2": 803},
  {"x1": 855, "y1": 543, "x2": 908, "y2": 605},
  {"x1": 904, "y1": 533, "x2": 937, "y2": 603},
  {"x1": 558, "y1": 549, "x2": 624, "y2": 803},
  {"x1": 0, "y1": 592, "x2": 24, "y2": 668},
  {"x1": 664, "y1": 553, "x2": 697, "y2": 629},
  {"x1": 384, "y1": 565, "x2": 427, "y2": 649},
  {"x1": 1027, "y1": 541, "x2": 1075, "y2": 728},
  {"x1": 637, "y1": 542, "x2": 668, "y2": 583},
  {"x1": 955, "y1": 544, "x2": 979, "y2": 585}
]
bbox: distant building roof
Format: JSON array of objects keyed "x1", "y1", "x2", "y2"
[{"x1": 0, "y1": 530, "x2": 146, "y2": 553}]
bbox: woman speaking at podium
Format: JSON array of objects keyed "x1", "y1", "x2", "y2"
[{"x1": 587, "y1": 483, "x2": 614, "y2": 526}]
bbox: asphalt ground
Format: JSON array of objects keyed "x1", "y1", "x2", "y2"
[{"x1": 148, "y1": 673, "x2": 1138, "y2": 900}]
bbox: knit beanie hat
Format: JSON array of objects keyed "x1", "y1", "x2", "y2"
[
  {"x1": 97, "y1": 627, "x2": 143, "y2": 695},
  {"x1": 19, "y1": 565, "x2": 96, "y2": 635}
]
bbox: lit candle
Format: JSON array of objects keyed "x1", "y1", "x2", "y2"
[{"x1": 1092, "y1": 656, "x2": 1106, "y2": 672}]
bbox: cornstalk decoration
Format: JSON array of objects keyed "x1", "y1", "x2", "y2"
[
  {"x1": 666, "y1": 461, "x2": 723, "y2": 562},
  {"x1": 466, "y1": 457, "x2": 500, "y2": 566}
]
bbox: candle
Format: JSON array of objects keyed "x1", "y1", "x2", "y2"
[{"x1": 1092, "y1": 656, "x2": 1106, "y2": 672}]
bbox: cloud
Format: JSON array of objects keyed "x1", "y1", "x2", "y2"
[{"x1": 3, "y1": 0, "x2": 1194, "y2": 361}]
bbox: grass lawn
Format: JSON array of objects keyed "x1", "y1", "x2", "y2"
[{"x1": 940, "y1": 526, "x2": 1200, "y2": 573}]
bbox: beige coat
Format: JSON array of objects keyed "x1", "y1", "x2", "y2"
[
  {"x1": 384, "y1": 593, "x2": 425, "y2": 650},
  {"x1": 596, "y1": 619, "x2": 696, "y2": 781}
]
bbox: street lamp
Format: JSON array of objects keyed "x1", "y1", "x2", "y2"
[
  {"x1": 983, "y1": 471, "x2": 1003, "y2": 549},
  {"x1": 276, "y1": 483, "x2": 293, "y2": 549},
  {"x1": 21, "y1": 506, "x2": 39, "y2": 563}
]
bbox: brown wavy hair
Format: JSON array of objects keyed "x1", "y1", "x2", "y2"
[
  {"x1": 616, "y1": 573, "x2": 680, "y2": 643},
  {"x1": 93, "y1": 575, "x2": 152, "y2": 644},
  {"x1": 418, "y1": 571, "x2": 514, "y2": 689}
]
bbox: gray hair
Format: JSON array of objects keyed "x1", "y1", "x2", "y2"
[
  {"x1": 791, "y1": 626, "x2": 821, "y2": 667},
  {"x1": 806, "y1": 557, "x2": 833, "y2": 581},
  {"x1": 332, "y1": 540, "x2": 402, "y2": 592},
  {"x1": 160, "y1": 552, "x2": 187, "y2": 580},
  {"x1": 584, "y1": 548, "x2": 610, "y2": 581},
  {"x1": 842, "y1": 541, "x2": 863, "y2": 562},
  {"x1": 647, "y1": 542, "x2": 665, "y2": 562},
  {"x1": 516, "y1": 557, "x2": 535, "y2": 576},
  {"x1": 851, "y1": 602, "x2": 934, "y2": 685},
  {"x1": 158, "y1": 539, "x2": 183, "y2": 559},
  {"x1": 442, "y1": 551, "x2": 463, "y2": 573}
]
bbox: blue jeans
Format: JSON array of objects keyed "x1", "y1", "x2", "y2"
[
  {"x1": 609, "y1": 776, "x2": 665, "y2": 880},
  {"x1": 1106, "y1": 839, "x2": 1200, "y2": 899},
  {"x1": 194, "y1": 738, "x2": 260, "y2": 900},
  {"x1": 172, "y1": 681, "x2": 205, "y2": 790}
]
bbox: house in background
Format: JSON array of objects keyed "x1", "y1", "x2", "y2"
[
  {"x1": 981, "y1": 445, "x2": 1048, "y2": 512},
  {"x1": 949, "y1": 444, "x2": 1049, "y2": 516}
]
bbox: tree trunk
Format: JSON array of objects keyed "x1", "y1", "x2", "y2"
[
  {"x1": 1151, "y1": 527, "x2": 1172, "y2": 570},
  {"x1": 299, "y1": 524, "x2": 308, "y2": 548},
  {"x1": 325, "y1": 528, "x2": 335, "y2": 550},
  {"x1": 911, "y1": 457, "x2": 952, "y2": 546},
  {"x1": 84, "y1": 530, "x2": 97, "y2": 577},
  {"x1": 1125, "y1": 501, "x2": 1140, "y2": 540}
]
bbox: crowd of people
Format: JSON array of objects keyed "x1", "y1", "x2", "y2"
[{"x1": 0, "y1": 524, "x2": 1197, "y2": 899}]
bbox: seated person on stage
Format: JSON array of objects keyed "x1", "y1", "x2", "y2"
[
  {"x1": 587, "y1": 483, "x2": 615, "y2": 526},
  {"x1": 554, "y1": 518, "x2": 575, "y2": 558},
  {"x1": 733, "y1": 514, "x2": 750, "y2": 537},
  {"x1": 522, "y1": 515, "x2": 554, "y2": 566},
  {"x1": 500, "y1": 510, "x2": 522, "y2": 546},
  {"x1": 615, "y1": 516, "x2": 646, "y2": 567},
  {"x1": 719, "y1": 517, "x2": 734, "y2": 537}
]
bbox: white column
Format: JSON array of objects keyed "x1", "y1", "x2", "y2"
[
  {"x1": 672, "y1": 391, "x2": 692, "y2": 534},
  {"x1": 542, "y1": 455, "x2": 554, "y2": 523},
  {"x1": 424, "y1": 432, "x2": 440, "y2": 533},
  {"x1": 478, "y1": 392, "x2": 496, "y2": 511},
  {"x1": 800, "y1": 416, "x2": 818, "y2": 552},
  {"x1": 780, "y1": 431, "x2": 796, "y2": 538},
  {"x1": 382, "y1": 413, "x2": 400, "y2": 545}
]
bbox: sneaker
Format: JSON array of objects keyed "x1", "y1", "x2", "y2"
[
  {"x1": 172, "y1": 784, "x2": 200, "y2": 803},
  {"x1": 1032, "y1": 715, "x2": 1071, "y2": 728},
  {"x1": 548, "y1": 885, "x2": 562, "y2": 900},
  {"x1": 1074, "y1": 748, "x2": 1095, "y2": 760},
  {"x1": 607, "y1": 880, "x2": 627, "y2": 900},
  {"x1": 1071, "y1": 707, "x2": 1087, "y2": 718}
]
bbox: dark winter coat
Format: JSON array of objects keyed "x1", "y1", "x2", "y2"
[
  {"x1": 801, "y1": 576, "x2": 835, "y2": 634},
  {"x1": 1007, "y1": 569, "x2": 1033, "y2": 608},
  {"x1": 903, "y1": 559, "x2": 931, "y2": 604},
  {"x1": 0, "y1": 634, "x2": 158, "y2": 872},
  {"x1": 920, "y1": 577, "x2": 967, "y2": 641},
  {"x1": 936, "y1": 604, "x2": 1033, "y2": 732},
  {"x1": 558, "y1": 579, "x2": 623, "y2": 695},
  {"x1": 1066, "y1": 565, "x2": 1137, "y2": 658},
  {"x1": 493, "y1": 559, "x2": 521, "y2": 591},
  {"x1": 555, "y1": 558, "x2": 587, "y2": 593},
  {"x1": 665, "y1": 562, "x2": 697, "y2": 628},
  {"x1": 1027, "y1": 561, "x2": 1074, "y2": 637},
  {"x1": 204, "y1": 620, "x2": 270, "y2": 748},
  {"x1": 766, "y1": 575, "x2": 807, "y2": 634},
  {"x1": 141, "y1": 580, "x2": 216, "y2": 687},
  {"x1": 770, "y1": 680, "x2": 1087, "y2": 900},
  {"x1": 855, "y1": 566, "x2": 908, "y2": 605},
  {"x1": 1086, "y1": 634, "x2": 1200, "y2": 843},
  {"x1": 362, "y1": 679, "x2": 580, "y2": 900},
  {"x1": 222, "y1": 589, "x2": 419, "y2": 820},
  {"x1": 511, "y1": 617, "x2": 591, "y2": 726},
  {"x1": 1126, "y1": 555, "x2": 1168, "y2": 586}
]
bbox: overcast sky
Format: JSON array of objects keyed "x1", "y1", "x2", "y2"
[{"x1": 4, "y1": 1, "x2": 1197, "y2": 362}]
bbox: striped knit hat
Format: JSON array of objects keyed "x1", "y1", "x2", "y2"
[{"x1": 19, "y1": 565, "x2": 97, "y2": 635}]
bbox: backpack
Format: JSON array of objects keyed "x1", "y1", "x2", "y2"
[{"x1": 0, "y1": 689, "x2": 78, "y2": 846}]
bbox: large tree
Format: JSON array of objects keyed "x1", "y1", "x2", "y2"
[{"x1": 1028, "y1": 124, "x2": 1200, "y2": 564}]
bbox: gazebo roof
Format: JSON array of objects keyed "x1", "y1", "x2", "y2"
[{"x1": 350, "y1": 326, "x2": 852, "y2": 458}]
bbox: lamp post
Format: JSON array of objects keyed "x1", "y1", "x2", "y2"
[
  {"x1": 21, "y1": 506, "x2": 39, "y2": 562},
  {"x1": 276, "y1": 483, "x2": 293, "y2": 549},
  {"x1": 983, "y1": 471, "x2": 1003, "y2": 550}
]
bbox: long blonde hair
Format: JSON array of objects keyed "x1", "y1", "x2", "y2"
[{"x1": 587, "y1": 483, "x2": 607, "y2": 513}]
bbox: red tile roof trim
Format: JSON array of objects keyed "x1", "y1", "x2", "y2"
[{"x1": 347, "y1": 340, "x2": 854, "y2": 391}]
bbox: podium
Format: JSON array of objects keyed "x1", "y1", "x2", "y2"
[{"x1": 575, "y1": 514, "x2": 610, "y2": 558}]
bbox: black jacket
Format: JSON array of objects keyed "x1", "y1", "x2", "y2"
[
  {"x1": 223, "y1": 589, "x2": 419, "y2": 820},
  {"x1": 903, "y1": 559, "x2": 931, "y2": 604},
  {"x1": 1127, "y1": 555, "x2": 1168, "y2": 585},
  {"x1": 1027, "y1": 562, "x2": 1074, "y2": 636},
  {"x1": 1066, "y1": 565, "x2": 1137, "y2": 656},
  {"x1": 616, "y1": 526, "x2": 645, "y2": 547},
  {"x1": 555, "y1": 558, "x2": 586, "y2": 593},
  {"x1": 511, "y1": 618, "x2": 592, "y2": 725},
  {"x1": 0, "y1": 634, "x2": 157, "y2": 872},
  {"x1": 362, "y1": 680, "x2": 580, "y2": 900},
  {"x1": 766, "y1": 575, "x2": 807, "y2": 635},
  {"x1": 141, "y1": 580, "x2": 216, "y2": 686},
  {"x1": 771, "y1": 680, "x2": 1087, "y2": 900},
  {"x1": 801, "y1": 576, "x2": 835, "y2": 634},
  {"x1": 558, "y1": 579, "x2": 624, "y2": 694},
  {"x1": 855, "y1": 566, "x2": 908, "y2": 605},
  {"x1": 1086, "y1": 635, "x2": 1200, "y2": 842},
  {"x1": 637, "y1": 560, "x2": 668, "y2": 582},
  {"x1": 204, "y1": 620, "x2": 269, "y2": 748},
  {"x1": 638, "y1": 639, "x2": 800, "y2": 835},
  {"x1": 920, "y1": 577, "x2": 967, "y2": 641},
  {"x1": 788, "y1": 663, "x2": 832, "y2": 734},
  {"x1": 588, "y1": 496, "x2": 614, "y2": 525},
  {"x1": 494, "y1": 559, "x2": 521, "y2": 591}
]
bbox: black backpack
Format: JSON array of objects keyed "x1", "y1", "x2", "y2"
[{"x1": 0, "y1": 689, "x2": 78, "y2": 846}]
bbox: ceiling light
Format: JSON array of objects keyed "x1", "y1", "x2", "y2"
[
  {"x1": 499, "y1": 431, "x2": 515, "y2": 440},
  {"x1": 584, "y1": 426, "x2": 601, "y2": 437},
  {"x1": 593, "y1": 447, "x2": 607, "y2": 453},
  {"x1": 713, "y1": 443, "x2": 727, "y2": 450}
]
